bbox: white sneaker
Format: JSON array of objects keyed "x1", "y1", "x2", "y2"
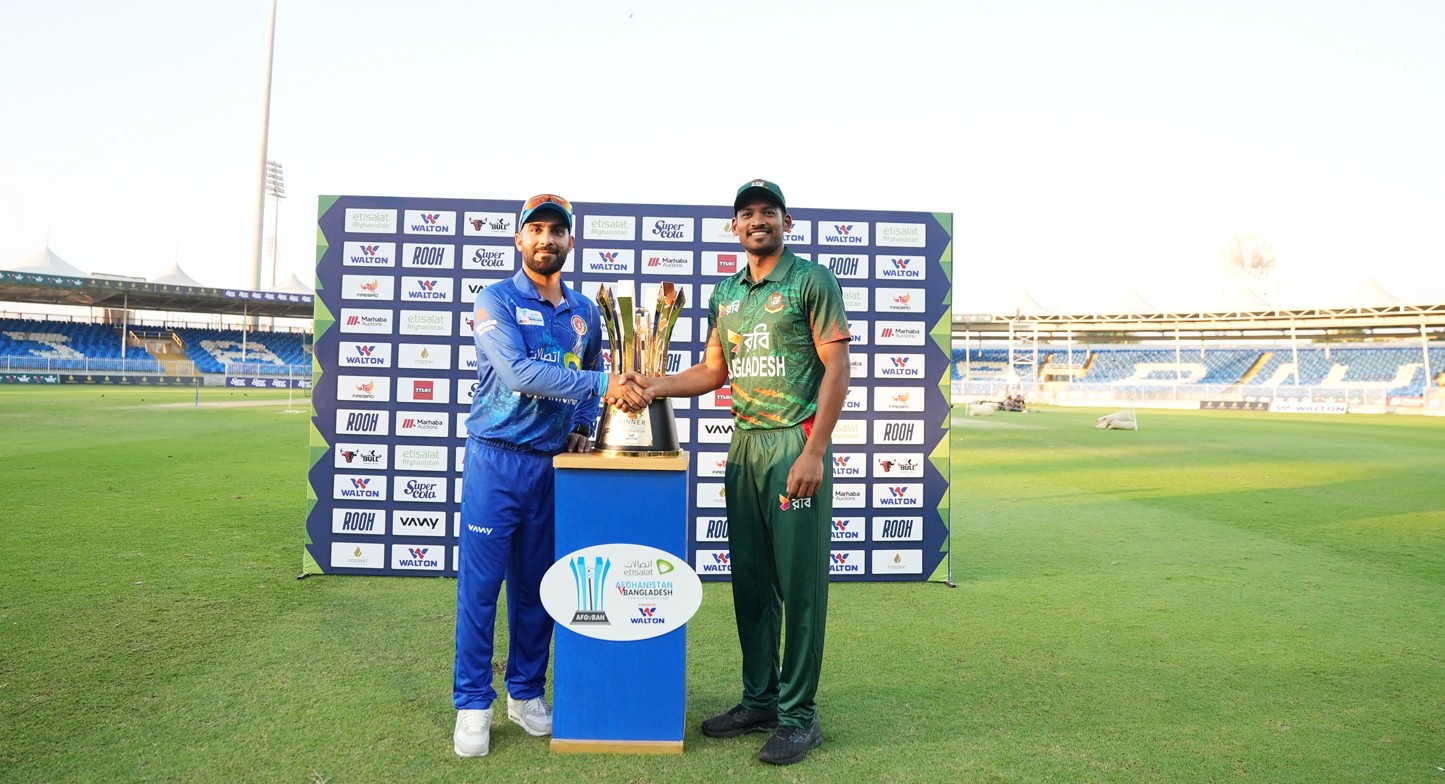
[
  {"x1": 454, "y1": 708, "x2": 492, "y2": 757},
  {"x1": 507, "y1": 695, "x2": 553, "y2": 737}
]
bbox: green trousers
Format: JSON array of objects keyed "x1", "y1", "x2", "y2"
[{"x1": 725, "y1": 424, "x2": 832, "y2": 728}]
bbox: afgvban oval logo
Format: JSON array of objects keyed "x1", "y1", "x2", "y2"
[{"x1": 540, "y1": 543, "x2": 703, "y2": 642}]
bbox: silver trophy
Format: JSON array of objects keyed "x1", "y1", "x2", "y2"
[{"x1": 594, "y1": 281, "x2": 684, "y2": 457}]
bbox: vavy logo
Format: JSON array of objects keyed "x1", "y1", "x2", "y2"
[{"x1": 392, "y1": 510, "x2": 446, "y2": 536}]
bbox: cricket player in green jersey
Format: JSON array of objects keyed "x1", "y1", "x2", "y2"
[{"x1": 641, "y1": 179, "x2": 850, "y2": 765}]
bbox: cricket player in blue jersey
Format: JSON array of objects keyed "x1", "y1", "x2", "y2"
[{"x1": 453, "y1": 193, "x2": 647, "y2": 758}]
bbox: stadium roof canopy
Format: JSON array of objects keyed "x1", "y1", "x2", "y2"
[{"x1": 0, "y1": 270, "x2": 312, "y2": 318}]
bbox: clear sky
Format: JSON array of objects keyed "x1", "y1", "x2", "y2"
[{"x1": 3, "y1": 0, "x2": 1442, "y2": 315}]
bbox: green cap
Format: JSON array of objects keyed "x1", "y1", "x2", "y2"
[{"x1": 733, "y1": 179, "x2": 786, "y2": 212}]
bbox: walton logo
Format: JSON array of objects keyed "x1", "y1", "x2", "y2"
[
  {"x1": 889, "y1": 487, "x2": 909, "y2": 498},
  {"x1": 356, "y1": 345, "x2": 375, "y2": 357},
  {"x1": 351, "y1": 478, "x2": 369, "y2": 490},
  {"x1": 891, "y1": 259, "x2": 909, "y2": 270},
  {"x1": 362, "y1": 245, "x2": 380, "y2": 256},
  {"x1": 712, "y1": 553, "x2": 730, "y2": 566},
  {"x1": 593, "y1": 251, "x2": 626, "y2": 270},
  {"x1": 835, "y1": 225, "x2": 852, "y2": 236},
  {"x1": 632, "y1": 605, "x2": 664, "y2": 624},
  {"x1": 831, "y1": 553, "x2": 850, "y2": 565},
  {"x1": 831, "y1": 519, "x2": 860, "y2": 539},
  {"x1": 418, "y1": 280, "x2": 436, "y2": 291},
  {"x1": 890, "y1": 357, "x2": 909, "y2": 368}
]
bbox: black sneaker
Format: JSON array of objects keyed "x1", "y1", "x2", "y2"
[
  {"x1": 700, "y1": 704, "x2": 779, "y2": 738},
  {"x1": 757, "y1": 719, "x2": 823, "y2": 765}
]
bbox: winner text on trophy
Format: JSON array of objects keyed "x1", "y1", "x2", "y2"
[{"x1": 594, "y1": 281, "x2": 684, "y2": 457}]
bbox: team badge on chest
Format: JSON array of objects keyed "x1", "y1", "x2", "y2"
[
  {"x1": 572, "y1": 314, "x2": 587, "y2": 335},
  {"x1": 764, "y1": 291, "x2": 785, "y2": 314}
]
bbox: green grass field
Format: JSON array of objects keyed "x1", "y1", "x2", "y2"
[{"x1": 2, "y1": 386, "x2": 1442, "y2": 783}]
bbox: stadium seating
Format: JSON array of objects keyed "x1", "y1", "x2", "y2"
[
  {"x1": 950, "y1": 345, "x2": 1445, "y2": 396},
  {"x1": 0, "y1": 318, "x2": 309, "y2": 376},
  {"x1": 168, "y1": 327, "x2": 309, "y2": 375},
  {"x1": 0, "y1": 318, "x2": 159, "y2": 372}
]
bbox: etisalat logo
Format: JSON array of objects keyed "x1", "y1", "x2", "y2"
[{"x1": 568, "y1": 556, "x2": 612, "y2": 625}]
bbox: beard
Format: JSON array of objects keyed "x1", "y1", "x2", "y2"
[{"x1": 524, "y1": 248, "x2": 568, "y2": 277}]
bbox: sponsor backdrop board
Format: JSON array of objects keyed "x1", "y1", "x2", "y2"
[{"x1": 305, "y1": 195, "x2": 953, "y2": 581}]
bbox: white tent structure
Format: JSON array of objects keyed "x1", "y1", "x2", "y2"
[
  {"x1": 4, "y1": 247, "x2": 89, "y2": 279},
  {"x1": 148, "y1": 264, "x2": 209, "y2": 288}
]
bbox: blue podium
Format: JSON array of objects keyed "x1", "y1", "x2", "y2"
[{"x1": 550, "y1": 452, "x2": 692, "y2": 754}]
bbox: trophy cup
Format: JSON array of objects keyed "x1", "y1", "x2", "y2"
[{"x1": 594, "y1": 281, "x2": 684, "y2": 457}]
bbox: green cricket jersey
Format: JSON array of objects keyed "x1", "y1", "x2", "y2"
[{"x1": 707, "y1": 248, "x2": 851, "y2": 430}]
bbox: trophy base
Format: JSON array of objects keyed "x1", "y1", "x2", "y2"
[{"x1": 595, "y1": 398, "x2": 682, "y2": 458}]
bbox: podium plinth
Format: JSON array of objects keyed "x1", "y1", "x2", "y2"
[{"x1": 550, "y1": 452, "x2": 691, "y2": 754}]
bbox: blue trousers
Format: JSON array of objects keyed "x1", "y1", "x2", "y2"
[{"x1": 453, "y1": 438, "x2": 555, "y2": 710}]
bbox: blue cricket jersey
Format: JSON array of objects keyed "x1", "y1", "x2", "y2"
[{"x1": 465, "y1": 268, "x2": 605, "y2": 453}]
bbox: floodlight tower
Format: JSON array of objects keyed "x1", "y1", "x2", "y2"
[
  {"x1": 265, "y1": 159, "x2": 286, "y2": 289},
  {"x1": 249, "y1": 0, "x2": 279, "y2": 295}
]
